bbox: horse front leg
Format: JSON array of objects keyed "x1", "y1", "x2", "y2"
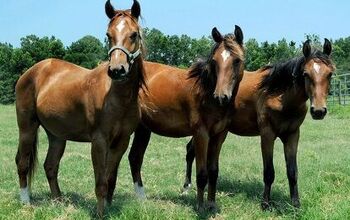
[
  {"x1": 106, "y1": 134, "x2": 131, "y2": 204},
  {"x1": 193, "y1": 128, "x2": 209, "y2": 212},
  {"x1": 281, "y1": 129, "x2": 300, "y2": 208},
  {"x1": 260, "y1": 126, "x2": 276, "y2": 210},
  {"x1": 207, "y1": 130, "x2": 228, "y2": 211},
  {"x1": 128, "y1": 124, "x2": 151, "y2": 199},
  {"x1": 91, "y1": 134, "x2": 109, "y2": 218}
]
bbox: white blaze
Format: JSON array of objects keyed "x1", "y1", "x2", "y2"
[
  {"x1": 313, "y1": 63, "x2": 321, "y2": 74},
  {"x1": 116, "y1": 20, "x2": 126, "y2": 32},
  {"x1": 221, "y1": 50, "x2": 230, "y2": 62}
]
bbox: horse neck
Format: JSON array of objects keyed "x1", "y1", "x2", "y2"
[
  {"x1": 109, "y1": 59, "x2": 143, "y2": 103},
  {"x1": 281, "y1": 81, "x2": 308, "y2": 110}
]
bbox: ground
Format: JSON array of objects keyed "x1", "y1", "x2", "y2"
[{"x1": 0, "y1": 105, "x2": 349, "y2": 219}]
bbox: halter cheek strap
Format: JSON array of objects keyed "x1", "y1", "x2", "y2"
[{"x1": 108, "y1": 45, "x2": 141, "y2": 65}]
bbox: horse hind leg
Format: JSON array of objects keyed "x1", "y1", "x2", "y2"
[
  {"x1": 128, "y1": 124, "x2": 151, "y2": 199},
  {"x1": 43, "y1": 131, "x2": 67, "y2": 199},
  {"x1": 15, "y1": 112, "x2": 40, "y2": 204},
  {"x1": 182, "y1": 138, "x2": 195, "y2": 194}
]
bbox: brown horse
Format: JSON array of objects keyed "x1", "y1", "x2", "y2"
[
  {"x1": 183, "y1": 39, "x2": 335, "y2": 209},
  {"x1": 15, "y1": 0, "x2": 144, "y2": 216},
  {"x1": 128, "y1": 26, "x2": 244, "y2": 211}
]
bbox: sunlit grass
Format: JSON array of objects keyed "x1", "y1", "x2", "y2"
[{"x1": 0, "y1": 105, "x2": 349, "y2": 219}]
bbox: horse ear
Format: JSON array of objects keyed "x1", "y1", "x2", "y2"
[
  {"x1": 105, "y1": 0, "x2": 116, "y2": 19},
  {"x1": 234, "y1": 25, "x2": 243, "y2": 45},
  {"x1": 323, "y1": 38, "x2": 332, "y2": 56},
  {"x1": 212, "y1": 27, "x2": 223, "y2": 43},
  {"x1": 303, "y1": 39, "x2": 311, "y2": 58},
  {"x1": 131, "y1": 0, "x2": 141, "y2": 19}
]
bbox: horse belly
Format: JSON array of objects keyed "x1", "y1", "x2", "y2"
[
  {"x1": 229, "y1": 110, "x2": 259, "y2": 136},
  {"x1": 37, "y1": 106, "x2": 91, "y2": 142},
  {"x1": 142, "y1": 111, "x2": 191, "y2": 137}
]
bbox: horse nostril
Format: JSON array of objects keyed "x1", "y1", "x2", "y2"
[
  {"x1": 323, "y1": 107, "x2": 327, "y2": 114},
  {"x1": 117, "y1": 65, "x2": 126, "y2": 75},
  {"x1": 223, "y1": 95, "x2": 229, "y2": 103}
]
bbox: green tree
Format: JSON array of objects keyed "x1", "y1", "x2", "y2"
[
  {"x1": 20, "y1": 35, "x2": 65, "y2": 63},
  {"x1": 64, "y1": 35, "x2": 106, "y2": 69}
]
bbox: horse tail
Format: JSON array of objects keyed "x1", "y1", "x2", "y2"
[{"x1": 28, "y1": 130, "x2": 38, "y2": 188}]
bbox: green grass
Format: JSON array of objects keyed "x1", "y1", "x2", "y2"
[{"x1": 0, "y1": 104, "x2": 350, "y2": 219}]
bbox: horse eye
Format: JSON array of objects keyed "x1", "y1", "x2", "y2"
[
  {"x1": 233, "y1": 58, "x2": 240, "y2": 65},
  {"x1": 303, "y1": 72, "x2": 308, "y2": 77},
  {"x1": 130, "y1": 32, "x2": 138, "y2": 41},
  {"x1": 106, "y1": 33, "x2": 111, "y2": 40}
]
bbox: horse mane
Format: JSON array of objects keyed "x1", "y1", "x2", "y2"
[
  {"x1": 188, "y1": 34, "x2": 243, "y2": 99},
  {"x1": 259, "y1": 50, "x2": 334, "y2": 94}
]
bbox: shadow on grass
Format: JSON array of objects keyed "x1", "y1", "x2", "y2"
[
  {"x1": 153, "y1": 177, "x2": 301, "y2": 219},
  {"x1": 31, "y1": 191, "x2": 131, "y2": 219},
  {"x1": 218, "y1": 177, "x2": 301, "y2": 216}
]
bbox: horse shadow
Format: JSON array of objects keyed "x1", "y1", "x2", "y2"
[
  {"x1": 154, "y1": 177, "x2": 300, "y2": 219},
  {"x1": 217, "y1": 177, "x2": 300, "y2": 215},
  {"x1": 30, "y1": 191, "x2": 131, "y2": 219}
]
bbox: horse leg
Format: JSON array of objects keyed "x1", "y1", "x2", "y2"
[
  {"x1": 193, "y1": 128, "x2": 209, "y2": 212},
  {"x1": 91, "y1": 134, "x2": 108, "y2": 217},
  {"x1": 43, "y1": 131, "x2": 66, "y2": 199},
  {"x1": 207, "y1": 130, "x2": 228, "y2": 211},
  {"x1": 106, "y1": 134, "x2": 130, "y2": 204},
  {"x1": 281, "y1": 129, "x2": 300, "y2": 208},
  {"x1": 128, "y1": 124, "x2": 151, "y2": 199},
  {"x1": 183, "y1": 138, "x2": 195, "y2": 193},
  {"x1": 260, "y1": 127, "x2": 276, "y2": 210},
  {"x1": 15, "y1": 111, "x2": 39, "y2": 204}
]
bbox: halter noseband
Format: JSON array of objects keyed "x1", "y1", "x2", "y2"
[{"x1": 108, "y1": 45, "x2": 141, "y2": 65}]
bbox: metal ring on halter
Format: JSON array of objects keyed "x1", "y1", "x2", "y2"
[{"x1": 108, "y1": 45, "x2": 141, "y2": 65}]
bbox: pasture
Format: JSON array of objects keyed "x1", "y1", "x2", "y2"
[{"x1": 0, "y1": 104, "x2": 349, "y2": 219}]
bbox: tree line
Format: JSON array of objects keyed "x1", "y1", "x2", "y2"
[{"x1": 1, "y1": 28, "x2": 350, "y2": 104}]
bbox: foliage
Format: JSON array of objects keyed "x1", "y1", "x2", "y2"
[
  {"x1": 1, "y1": 30, "x2": 350, "y2": 104},
  {"x1": 64, "y1": 35, "x2": 107, "y2": 69}
]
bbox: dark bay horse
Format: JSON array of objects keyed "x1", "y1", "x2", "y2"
[
  {"x1": 184, "y1": 39, "x2": 335, "y2": 209},
  {"x1": 15, "y1": 0, "x2": 144, "y2": 216},
  {"x1": 128, "y1": 26, "x2": 245, "y2": 211}
]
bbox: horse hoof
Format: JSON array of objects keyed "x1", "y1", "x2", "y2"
[
  {"x1": 292, "y1": 198, "x2": 301, "y2": 208},
  {"x1": 196, "y1": 204, "x2": 205, "y2": 214},
  {"x1": 20, "y1": 187, "x2": 31, "y2": 204},
  {"x1": 134, "y1": 183, "x2": 146, "y2": 199},
  {"x1": 181, "y1": 183, "x2": 191, "y2": 195},
  {"x1": 261, "y1": 201, "x2": 272, "y2": 211},
  {"x1": 207, "y1": 201, "x2": 218, "y2": 213}
]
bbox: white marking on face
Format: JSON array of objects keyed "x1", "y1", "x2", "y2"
[
  {"x1": 20, "y1": 187, "x2": 30, "y2": 204},
  {"x1": 134, "y1": 182, "x2": 146, "y2": 199},
  {"x1": 313, "y1": 63, "x2": 321, "y2": 74},
  {"x1": 221, "y1": 50, "x2": 230, "y2": 62},
  {"x1": 116, "y1": 20, "x2": 126, "y2": 32}
]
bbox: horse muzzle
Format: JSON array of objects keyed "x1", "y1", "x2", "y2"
[
  {"x1": 213, "y1": 94, "x2": 231, "y2": 106},
  {"x1": 310, "y1": 106, "x2": 327, "y2": 120},
  {"x1": 108, "y1": 66, "x2": 130, "y2": 82}
]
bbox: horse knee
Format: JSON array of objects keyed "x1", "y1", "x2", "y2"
[
  {"x1": 263, "y1": 168, "x2": 275, "y2": 185},
  {"x1": 287, "y1": 167, "x2": 298, "y2": 186},
  {"x1": 208, "y1": 166, "x2": 218, "y2": 186},
  {"x1": 196, "y1": 169, "x2": 208, "y2": 190},
  {"x1": 44, "y1": 161, "x2": 57, "y2": 180}
]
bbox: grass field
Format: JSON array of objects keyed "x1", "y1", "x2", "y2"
[{"x1": 0, "y1": 104, "x2": 349, "y2": 219}]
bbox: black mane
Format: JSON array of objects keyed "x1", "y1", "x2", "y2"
[
  {"x1": 188, "y1": 34, "x2": 242, "y2": 99},
  {"x1": 259, "y1": 50, "x2": 333, "y2": 94}
]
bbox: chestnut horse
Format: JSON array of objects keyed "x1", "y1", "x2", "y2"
[
  {"x1": 183, "y1": 39, "x2": 335, "y2": 209},
  {"x1": 15, "y1": 0, "x2": 144, "y2": 216},
  {"x1": 128, "y1": 26, "x2": 244, "y2": 211}
]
